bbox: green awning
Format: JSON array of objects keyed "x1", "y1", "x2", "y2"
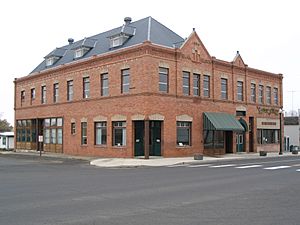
[{"x1": 203, "y1": 112, "x2": 244, "y2": 131}]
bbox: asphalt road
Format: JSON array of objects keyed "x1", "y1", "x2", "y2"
[{"x1": 0, "y1": 154, "x2": 300, "y2": 225}]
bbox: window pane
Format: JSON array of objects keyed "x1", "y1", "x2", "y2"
[
  {"x1": 57, "y1": 118, "x2": 63, "y2": 127},
  {"x1": 44, "y1": 129, "x2": 50, "y2": 144},
  {"x1": 51, "y1": 129, "x2": 56, "y2": 144},
  {"x1": 57, "y1": 128, "x2": 62, "y2": 144}
]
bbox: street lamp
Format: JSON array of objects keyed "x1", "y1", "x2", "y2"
[{"x1": 279, "y1": 108, "x2": 284, "y2": 155}]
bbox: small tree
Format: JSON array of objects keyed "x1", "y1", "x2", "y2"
[{"x1": 0, "y1": 119, "x2": 13, "y2": 132}]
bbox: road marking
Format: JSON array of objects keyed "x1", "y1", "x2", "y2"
[
  {"x1": 296, "y1": 169, "x2": 300, "y2": 172},
  {"x1": 292, "y1": 164, "x2": 300, "y2": 167},
  {"x1": 235, "y1": 165, "x2": 262, "y2": 169},
  {"x1": 210, "y1": 164, "x2": 236, "y2": 168},
  {"x1": 167, "y1": 164, "x2": 187, "y2": 168},
  {"x1": 264, "y1": 166, "x2": 291, "y2": 170},
  {"x1": 187, "y1": 164, "x2": 212, "y2": 168}
]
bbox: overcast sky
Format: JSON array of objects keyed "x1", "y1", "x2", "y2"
[{"x1": 1, "y1": 0, "x2": 299, "y2": 125}]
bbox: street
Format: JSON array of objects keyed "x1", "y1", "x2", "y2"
[{"x1": 0, "y1": 154, "x2": 299, "y2": 225}]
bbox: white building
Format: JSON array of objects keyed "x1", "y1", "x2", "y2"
[
  {"x1": 0, "y1": 132, "x2": 14, "y2": 150},
  {"x1": 284, "y1": 116, "x2": 299, "y2": 151}
]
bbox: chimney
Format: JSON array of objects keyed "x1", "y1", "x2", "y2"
[
  {"x1": 124, "y1": 17, "x2": 132, "y2": 25},
  {"x1": 68, "y1": 38, "x2": 74, "y2": 45}
]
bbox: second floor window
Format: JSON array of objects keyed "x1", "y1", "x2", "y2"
[
  {"x1": 41, "y1": 86, "x2": 46, "y2": 104},
  {"x1": 67, "y1": 80, "x2": 73, "y2": 101},
  {"x1": 101, "y1": 73, "x2": 109, "y2": 96},
  {"x1": 83, "y1": 77, "x2": 90, "y2": 99},
  {"x1": 274, "y1": 88, "x2": 278, "y2": 105},
  {"x1": 182, "y1": 71, "x2": 190, "y2": 95},
  {"x1": 21, "y1": 90, "x2": 25, "y2": 105},
  {"x1": 159, "y1": 67, "x2": 168, "y2": 93},
  {"x1": 266, "y1": 86, "x2": 271, "y2": 104},
  {"x1": 237, "y1": 81, "x2": 244, "y2": 101},
  {"x1": 193, "y1": 74, "x2": 200, "y2": 96},
  {"x1": 53, "y1": 83, "x2": 59, "y2": 103},
  {"x1": 259, "y1": 85, "x2": 264, "y2": 104},
  {"x1": 121, "y1": 69, "x2": 130, "y2": 93},
  {"x1": 221, "y1": 78, "x2": 228, "y2": 100},
  {"x1": 203, "y1": 75, "x2": 210, "y2": 97},
  {"x1": 31, "y1": 88, "x2": 36, "y2": 101},
  {"x1": 251, "y1": 83, "x2": 256, "y2": 102}
]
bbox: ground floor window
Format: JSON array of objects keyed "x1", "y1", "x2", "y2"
[
  {"x1": 113, "y1": 121, "x2": 126, "y2": 146},
  {"x1": 44, "y1": 118, "x2": 63, "y2": 145},
  {"x1": 257, "y1": 129, "x2": 279, "y2": 144},
  {"x1": 177, "y1": 121, "x2": 191, "y2": 146},
  {"x1": 204, "y1": 130, "x2": 224, "y2": 149},
  {"x1": 2, "y1": 137, "x2": 6, "y2": 145},
  {"x1": 16, "y1": 119, "x2": 36, "y2": 143},
  {"x1": 95, "y1": 122, "x2": 107, "y2": 145},
  {"x1": 81, "y1": 122, "x2": 87, "y2": 145}
]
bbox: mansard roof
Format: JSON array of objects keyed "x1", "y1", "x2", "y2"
[{"x1": 30, "y1": 17, "x2": 185, "y2": 74}]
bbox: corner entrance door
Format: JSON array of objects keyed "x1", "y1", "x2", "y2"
[
  {"x1": 236, "y1": 133, "x2": 244, "y2": 152},
  {"x1": 134, "y1": 121, "x2": 144, "y2": 156},
  {"x1": 150, "y1": 121, "x2": 161, "y2": 156}
]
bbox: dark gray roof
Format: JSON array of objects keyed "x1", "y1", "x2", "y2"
[
  {"x1": 30, "y1": 17, "x2": 185, "y2": 74},
  {"x1": 284, "y1": 116, "x2": 299, "y2": 125}
]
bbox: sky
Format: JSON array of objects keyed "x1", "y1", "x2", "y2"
[{"x1": 1, "y1": 0, "x2": 299, "y2": 125}]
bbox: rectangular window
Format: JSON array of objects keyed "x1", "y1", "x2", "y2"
[
  {"x1": 182, "y1": 71, "x2": 190, "y2": 95},
  {"x1": 31, "y1": 88, "x2": 36, "y2": 101},
  {"x1": 159, "y1": 67, "x2": 168, "y2": 93},
  {"x1": 274, "y1": 88, "x2": 278, "y2": 105},
  {"x1": 44, "y1": 129, "x2": 50, "y2": 144},
  {"x1": 113, "y1": 121, "x2": 126, "y2": 146},
  {"x1": 2, "y1": 136, "x2": 6, "y2": 146},
  {"x1": 57, "y1": 128, "x2": 62, "y2": 144},
  {"x1": 95, "y1": 122, "x2": 107, "y2": 145},
  {"x1": 193, "y1": 74, "x2": 200, "y2": 96},
  {"x1": 221, "y1": 78, "x2": 228, "y2": 100},
  {"x1": 203, "y1": 75, "x2": 210, "y2": 97},
  {"x1": 258, "y1": 85, "x2": 264, "y2": 104},
  {"x1": 41, "y1": 86, "x2": 46, "y2": 104},
  {"x1": 71, "y1": 122, "x2": 76, "y2": 135},
  {"x1": 257, "y1": 129, "x2": 279, "y2": 144},
  {"x1": 237, "y1": 81, "x2": 244, "y2": 101},
  {"x1": 81, "y1": 122, "x2": 87, "y2": 145},
  {"x1": 83, "y1": 77, "x2": 90, "y2": 99},
  {"x1": 50, "y1": 128, "x2": 56, "y2": 144},
  {"x1": 101, "y1": 73, "x2": 109, "y2": 96},
  {"x1": 251, "y1": 83, "x2": 256, "y2": 102},
  {"x1": 121, "y1": 69, "x2": 130, "y2": 94},
  {"x1": 67, "y1": 80, "x2": 73, "y2": 101},
  {"x1": 21, "y1": 90, "x2": 25, "y2": 105},
  {"x1": 177, "y1": 122, "x2": 191, "y2": 146},
  {"x1": 266, "y1": 86, "x2": 271, "y2": 104},
  {"x1": 53, "y1": 83, "x2": 59, "y2": 103}
]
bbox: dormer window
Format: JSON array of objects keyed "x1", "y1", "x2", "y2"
[
  {"x1": 74, "y1": 47, "x2": 90, "y2": 59},
  {"x1": 112, "y1": 36, "x2": 122, "y2": 47},
  {"x1": 45, "y1": 56, "x2": 59, "y2": 67},
  {"x1": 109, "y1": 34, "x2": 130, "y2": 48}
]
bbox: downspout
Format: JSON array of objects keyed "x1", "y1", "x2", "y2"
[{"x1": 13, "y1": 78, "x2": 17, "y2": 152}]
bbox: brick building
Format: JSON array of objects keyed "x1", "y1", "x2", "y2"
[{"x1": 14, "y1": 17, "x2": 283, "y2": 157}]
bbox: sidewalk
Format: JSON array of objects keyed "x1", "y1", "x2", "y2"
[
  {"x1": 1, "y1": 150, "x2": 298, "y2": 168},
  {"x1": 90, "y1": 152, "x2": 298, "y2": 168}
]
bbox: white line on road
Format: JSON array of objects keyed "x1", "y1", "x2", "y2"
[
  {"x1": 235, "y1": 165, "x2": 262, "y2": 169},
  {"x1": 296, "y1": 169, "x2": 300, "y2": 172},
  {"x1": 264, "y1": 166, "x2": 291, "y2": 170},
  {"x1": 210, "y1": 164, "x2": 236, "y2": 168},
  {"x1": 187, "y1": 164, "x2": 212, "y2": 168}
]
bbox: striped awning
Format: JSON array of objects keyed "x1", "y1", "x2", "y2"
[{"x1": 203, "y1": 112, "x2": 244, "y2": 131}]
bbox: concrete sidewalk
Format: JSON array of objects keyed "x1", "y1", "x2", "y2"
[
  {"x1": 1, "y1": 150, "x2": 298, "y2": 168},
  {"x1": 90, "y1": 152, "x2": 298, "y2": 168}
]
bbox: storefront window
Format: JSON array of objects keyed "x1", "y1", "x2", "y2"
[
  {"x1": 177, "y1": 122, "x2": 191, "y2": 146},
  {"x1": 257, "y1": 129, "x2": 279, "y2": 144},
  {"x1": 113, "y1": 121, "x2": 126, "y2": 146}
]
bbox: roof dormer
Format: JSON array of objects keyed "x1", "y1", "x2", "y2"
[
  {"x1": 108, "y1": 17, "x2": 136, "y2": 48},
  {"x1": 72, "y1": 37, "x2": 97, "y2": 59},
  {"x1": 44, "y1": 48, "x2": 67, "y2": 67}
]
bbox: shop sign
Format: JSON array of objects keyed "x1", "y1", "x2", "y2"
[
  {"x1": 257, "y1": 118, "x2": 280, "y2": 129},
  {"x1": 257, "y1": 106, "x2": 279, "y2": 116}
]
